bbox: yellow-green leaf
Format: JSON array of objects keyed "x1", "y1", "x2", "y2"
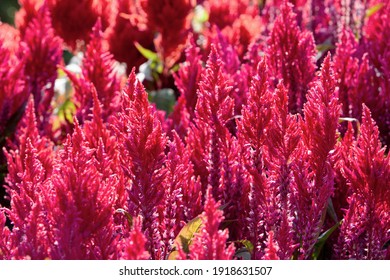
[
  {"x1": 366, "y1": 3, "x2": 384, "y2": 18},
  {"x1": 116, "y1": 208, "x2": 133, "y2": 228},
  {"x1": 167, "y1": 216, "x2": 202, "y2": 259},
  {"x1": 135, "y1": 42, "x2": 158, "y2": 61}
]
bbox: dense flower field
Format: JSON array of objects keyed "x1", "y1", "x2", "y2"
[{"x1": 0, "y1": 0, "x2": 389, "y2": 260}]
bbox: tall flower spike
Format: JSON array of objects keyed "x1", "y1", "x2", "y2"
[
  {"x1": 267, "y1": 2, "x2": 316, "y2": 114},
  {"x1": 113, "y1": 74, "x2": 167, "y2": 259},
  {"x1": 302, "y1": 54, "x2": 340, "y2": 166},
  {"x1": 48, "y1": 120, "x2": 117, "y2": 259},
  {"x1": 336, "y1": 105, "x2": 390, "y2": 259},
  {"x1": 82, "y1": 19, "x2": 121, "y2": 118},
  {"x1": 236, "y1": 58, "x2": 272, "y2": 256},
  {"x1": 173, "y1": 37, "x2": 203, "y2": 118},
  {"x1": 182, "y1": 187, "x2": 235, "y2": 260},
  {"x1": 158, "y1": 131, "x2": 202, "y2": 259},
  {"x1": 188, "y1": 45, "x2": 235, "y2": 200},
  {"x1": 5, "y1": 97, "x2": 54, "y2": 194},
  {"x1": 66, "y1": 19, "x2": 121, "y2": 123},
  {"x1": 5, "y1": 139, "x2": 51, "y2": 259},
  {"x1": 22, "y1": 4, "x2": 63, "y2": 108},
  {"x1": 83, "y1": 91, "x2": 126, "y2": 209},
  {"x1": 294, "y1": 54, "x2": 340, "y2": 258},
  {"x1": 267, "y1": 81, "x2": 302, "y2": 258}
]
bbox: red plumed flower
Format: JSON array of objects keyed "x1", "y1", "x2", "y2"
[
  {"x1": 113, "y1": 71, "x2": 167, "y2": 259},
  {"x1": 107, "y1": 0, "x2": 155, "y2": 71},
  {"x1": 22, "y1": 4, "x2": 63, "y2": 122},
  {"x1": 64, "y1": 19, "x2": 121, "y2": 123},
  {"x1": 135, "y1": 0, "x2": 195, "y2": 69},
  {"x1": 336, "y1": 105, "x2": 390, "y2": 259},
  {"x1": 267, "y1": 2, "x2": 316, "y2": 114},
  {"x1": 117, "y1": 216, "x2": 150, "y2": 260},
  {"x1": 47, "y1": 0, "x2": 114, "y2": 50},
  {"x1": 14, "y1": 0, "x2": 43, "y2": 36},
  {"x1": 47, "y1": 121, "x2": 118, "y2": 259}
]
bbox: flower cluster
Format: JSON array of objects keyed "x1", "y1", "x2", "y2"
[{"x1": 0, "y1": 0, "x2": 389, "y2": 260}]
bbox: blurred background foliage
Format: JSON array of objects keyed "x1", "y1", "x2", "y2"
[{"x1": 0, "y1": 0, "x2": 19, "y2": 24}]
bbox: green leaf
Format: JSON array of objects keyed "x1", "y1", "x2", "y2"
[
  {"x1": 312, "y1": 220, "x2": 342, "y2": 260},
  {"x1": 57, "y1": 99, "x2": 76, "y2": 124},
  {"x1": 316, "y1": 42, "x2": 335, "y2": 53},
  {"x1": 167, "y1": 216, "x2": 203, "y2": 259},
  {"x1": 115, "y1": 208, "x2": 133, "y2": 228},
  {"x1": 167, "y1": 203, "x2": 231, "y2": 259},
  {"x1": 237, "y1": 240, "x2": 254, "y2": 254},
  {"x1": 366, "y1": 3, "x2": 384, "y2": 18},
  {"x1": 148, "y1": 88, "x2": 176, "y2": 114},
  {"x1": 135, "y1": 42, "x2": 158, "y2": 61},
  {"x1": 326, "y1": 198, "x2": 339, "y2": 224},
  {"x1": 382, "y1": 239, "x2": 390, "y2": 250}
]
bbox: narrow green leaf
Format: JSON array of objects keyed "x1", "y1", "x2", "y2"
[
  {"x1": 135, "y1": 42, "x2": 158, "y2": 61},
  {"x1": 327, "y1": 198, "x2": 339, "y2": 224},
  {"x1": 366, "y1": 3, "x2": 384, "y2": 18},
  {"x1": 115, "y1": 208, "x2": 133, "y2": 229},
  {"x1": 382, "y1": 239, "x2": 390, "y2": 250},
  {"x1": 312, "y1": 220, "x2": 342, "y2": 260},
  {"x1": 316, "y1": 42, "x2": 335, "y2": 53}
]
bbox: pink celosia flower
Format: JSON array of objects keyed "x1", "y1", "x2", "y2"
[
  {"x1": 47, "y1": 0, "x2": 114, "y2": 50},
  {"x1": 21, "y1": 4, "x2": 63, "y2": 123},
  {"x1": 267, "y1": 2, "x2": 316, "y2": 114},
  {"x1": 117, "y1": 216, "x2": 150, "y2": 260},
  {"x1": 3, "y1": 98, "x2": 54, "y2": 259},
  {"x1": 64, "y1": 19, "x2": 121, "y2": 123},
  {"x1": 173, "y1": 37, "x2": 203, "y2": 119},
  {"x1": 47, "y1": 120, "x2": 118, "y2": 259},
  {"x1": 187, "y1": 45, "x2": 234, "y2": 200},
  {"x1": 134, "y1": 0, "x2": 195, "y2": 69},
  {"x1": 14, "y1": 0, "x2": 43, "y2": 36},
  {"x1": 294, "y1": 54, "x2": 340, "y2": 258},
  {"x1": 336, "y1": 105, "x2": 390, "y2": 259},
  {"x1": 113, "y1": 72, "x2": 167, "y2": 259},
  {"x1": 107, "y1": 0, "x2": 155, "y2": 71},
  {"x1": 264, "y1": 231, "x2": 280, "y2": 260}
]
